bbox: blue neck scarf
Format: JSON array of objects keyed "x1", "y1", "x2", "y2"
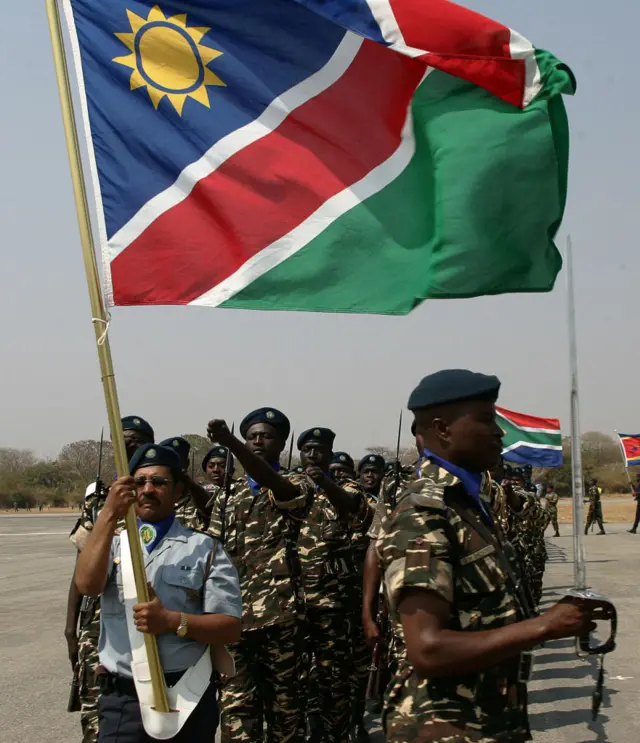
[
  {"x1": 422, "y1": 449, "x2": 493, "y2": 526},
  {"x1": 138, "y1": 513, "x2": 176, "y2": 553},
  {"x1": 247, "y1": 461, "x2": 280, "y2": 494}
]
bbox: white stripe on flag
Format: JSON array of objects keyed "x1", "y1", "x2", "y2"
[
  {"x1": 106, "y1": 33, "x2": 364, "y2": 265},
  {"x1": 502, "y1": 442, "x2": 563, "y2": 454},
  {"x1": 508, "y1": 30, "x2": 542, "y2": 106},
  {"x1": 365, "y1": 0, "x2": 426, "y2": 58},
  {"x1": 189, "y1": 70, "x2": 430, "y2": 308}
]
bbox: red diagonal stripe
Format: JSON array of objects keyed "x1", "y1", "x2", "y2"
[
  {"x1": 389, "y1": 0, "x2": 526, "y2": 106},
  {"x1": 111, "y1": 40, "x2": 425, "y2": 306},
  {"x1": 496, "y1": 406, "x2": 560, "y2": 431}
]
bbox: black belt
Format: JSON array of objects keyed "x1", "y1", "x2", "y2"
[{"x1": 98, "y1": 669, "x2": 189, "y2": 698}]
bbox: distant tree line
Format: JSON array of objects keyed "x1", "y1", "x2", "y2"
[{"x1": 0, "y1": 431, "x2": 633, "y2": 510}]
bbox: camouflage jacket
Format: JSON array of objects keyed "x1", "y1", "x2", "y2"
[
  {"x1": 209, "y1": 473, "x2": 313, "y2": 631},
  {"x1": 174, "y1": 486, "x2": 210, "y2": 531},
  {"x1": 350, "y1": 488, "x2": 377, "y2": 570},
  {"x1": 545, "y1": 491, "x2": 559, "y2": 510},
  {"x1": 205, "y1": 480, "x2": 242, "y2": 540},
  {"x1": 298, "y1": 477, "x2": 364, "y2": 610},
  {"x1": 376, "y1": 459, "x2": 531, "y2": 742},
  {"x1": 367, "y1": 466, "x2": 418, "y2": 541}
]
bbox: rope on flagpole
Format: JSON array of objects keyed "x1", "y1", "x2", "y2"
[{"x1": 45, "y1": 0, "x2": 169, "y2": 713}]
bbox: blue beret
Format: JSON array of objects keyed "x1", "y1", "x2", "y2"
[
  {"x1": 159, "y1": 437, "x2": 190, "y2": 471},
  {"x1": 331, "y1": 451, "x2": 354, "y2": 469},
  {"x1": 121, "y1": 415, "x2": 154, "y2": 440},
  {"x1": 240, "y1": 408, "x2": 290, "y2": 440},
  {"x1": 297, "y1": 427, "x2": 336, "y2": 450},
  {"x1": 202, "y1": 446, "x2": 234, "y2": 472},
  {"x1": 129, "y1": 443, "x2": 181, "y2": 474},
  {"x1": 407, "y1": 369, "x2": 500, "y2": 411},
  {"x1": 358, "y1": 454, "x2": 386, "y2": 472}
]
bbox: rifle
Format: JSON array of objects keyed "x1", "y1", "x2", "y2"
[
  {"x1": 365, "y1": 594, "x2": 390, "y2": 702},
  {"x1": 67, "y1": 662, "x2": 81, "y2": 712},
  {"x1": 93, "y1": 428, "x2": 106, "y2": 521},
  {"x1": 366, "y1": 411, "x2": 404, "y2": 704},
  {"x1": 392, "y1": 410, "x2": 403, "y2": 510},
  {"x1": 220, "y1": 423, "x2": 235, "y2": 544}
]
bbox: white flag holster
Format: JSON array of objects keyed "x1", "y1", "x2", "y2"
[{"x1": 120, "y1": 534, "x2": 213, "y2": 740}]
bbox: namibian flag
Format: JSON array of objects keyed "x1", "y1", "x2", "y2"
[
  {"x1": 618, "y1": 434, "x2": 640, "y2": 467},
  {"x1": 63, "y1": 0, "x2": 575, "y2": 314},
  {"x1": 497, "y1": 406, "x2": 563, "y2": 468}
]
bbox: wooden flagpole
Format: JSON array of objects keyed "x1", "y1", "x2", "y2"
[{"x1": 45, "y1": 0, "x2": 169, "y2": 712}]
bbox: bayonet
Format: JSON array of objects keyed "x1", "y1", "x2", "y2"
[
  {"x1": 220, "y1": 423, "x2": 235, "y2": 544},
  {"x1": 287, "y1": 431, "x2": 295, "y2": 472}
]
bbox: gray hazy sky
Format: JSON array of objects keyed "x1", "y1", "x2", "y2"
[{"x1": 1, "y1": 0, "x2": 637, "y2": 460}]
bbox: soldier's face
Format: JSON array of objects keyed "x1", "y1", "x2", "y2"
[
  {"x1": 245, "y1": 423, "x2": 284, "y2": 464},
  {"x1": 300, "y1": 440, "x2": 331, "y2": 470},
  {"x1": 360, "y1": 465, "x2": 384, "y2": 492},
  {"x1": 123, "y1": 429, "x2": 153, "y2": 459},
  {"x1": 329, "y1": 463, "x2": 353, "y2": 482},
  {"x1": 206, "y1": 457, "x2": 227, "y2": 486},
  {"x1": 134, "y1": 465, "x2": 181, "y2": 522},
  {"x1": 442, "y1": 400, "x2": 503, "y2": 472}
]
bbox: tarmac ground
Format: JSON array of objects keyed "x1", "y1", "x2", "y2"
[{"x1": 0, "y1": 514, "x2": 638, "y2": 743}]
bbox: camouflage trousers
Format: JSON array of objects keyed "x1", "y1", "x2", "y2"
[
  {"x1": 349, "y1": 602, "x2": 370, "y2": 731},
  {"x1": 220, "y1": 620, "x2": 307, "y2": 743},
  {"x1": 77, "y1": 612, "x2": 101, "y2": 743},
  {"x1": 385, "y1": 715, "x2": 531, "y2": 743},
  {"x1": 545, "y1": 509, "x2": 559, "y2": 535},
  {"x1": 305, "y1": 607, "x2": 352, "y2": 743}
]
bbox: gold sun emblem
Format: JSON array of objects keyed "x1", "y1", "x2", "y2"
[{"x1": 113, "y1": 5, "x2": 225, "y2": 116}]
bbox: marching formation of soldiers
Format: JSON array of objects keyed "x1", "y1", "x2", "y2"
[{"x1": 65, "y1": 369, "x2": 595, "y2": 743}]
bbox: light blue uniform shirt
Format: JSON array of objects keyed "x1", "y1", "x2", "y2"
[{"x1": 99, "y1": 519, "x2": 242, "y2": 678}]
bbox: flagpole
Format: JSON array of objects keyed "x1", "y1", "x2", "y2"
[
  {"x1": 45, "y1": 0, "x2": 169, "y2": 712},
  {"x1": 565, "y1": 235, "x2": 587, "y2": 590}
]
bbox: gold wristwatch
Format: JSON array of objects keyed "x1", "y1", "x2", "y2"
[{"x1": 176, "y1": 612, "x2": 188, "y2": 638}]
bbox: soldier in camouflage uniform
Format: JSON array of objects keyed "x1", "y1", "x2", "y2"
[
  {"x1": 362, "y1": 459, "x2": 417, "y2": 676},
  {"x1": 544, "y1": 485, "x2": 560, "y2": 537},
  {"x1": 347, "y1": 454, "x2": 385, "y2": 743},
  {"x1": 65, "y1": 415, "x2": 154, "y2": 743},
  {"x1": 585, "y1": 478, "x2": 606, "y2": 535},
  {"x1": 202, "y1": 445, "x2": 238, "y2": 539},
  {"x1": 207, "y1": 409, "x2": 314, "y2": 743},
  {"x1": 377, "y1": 369, "x2": 594, "y2": 742},
  {"x1": 159, "y1": 437, "x2": 214, "y2": 530},
  {"x1": 296, "y1": 428, "x2": 368, "y2": 743}
]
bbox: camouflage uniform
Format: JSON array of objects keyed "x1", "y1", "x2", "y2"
[
  {"x1": 366, "y1": 467, "x2": 417, "y2": 673},
  {"x1": 349, "y1": 488, "x2": 376, "y2": 735},
  {"x1": 206, "y1": 480, "x2": 240, "y2": 540},
  {"x1": 174, "y1": 486, "x2": 209, "y2": 530},
  {"x1": 376, "y1": 460, "x2": 532, "y2": 743},
  {"x1": 544, "y1": 491, "x2": 560, "y2": 536},
  {"x1": 68, "y1": 483, "x2": 107, "y2": 743},
  {"x1": 298, "y1": 478, "x2": 366, "y2": 743},
  {"x1": 585, "y1": 484, "x2": 605, "y2": 534},
  {"x1": 213, "y1": 473, "x2": 312, "y2": 743}
]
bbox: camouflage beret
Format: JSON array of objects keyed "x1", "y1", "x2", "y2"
[
  {"x1": 121, "y1": 415, "x2": 154, "y2": 440},
  {"x1": 240, "y1": 408, "x2": 290, "y2": 440},
  {"x1": 408, "y1": 369, "x2": 500, "y2": 411},
  {"x1": 129, "y1": 443, "x2": 181, "y2": 474},
  {"x1": 297, "y1": 427, "x2": 336, "y2": 451}
]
